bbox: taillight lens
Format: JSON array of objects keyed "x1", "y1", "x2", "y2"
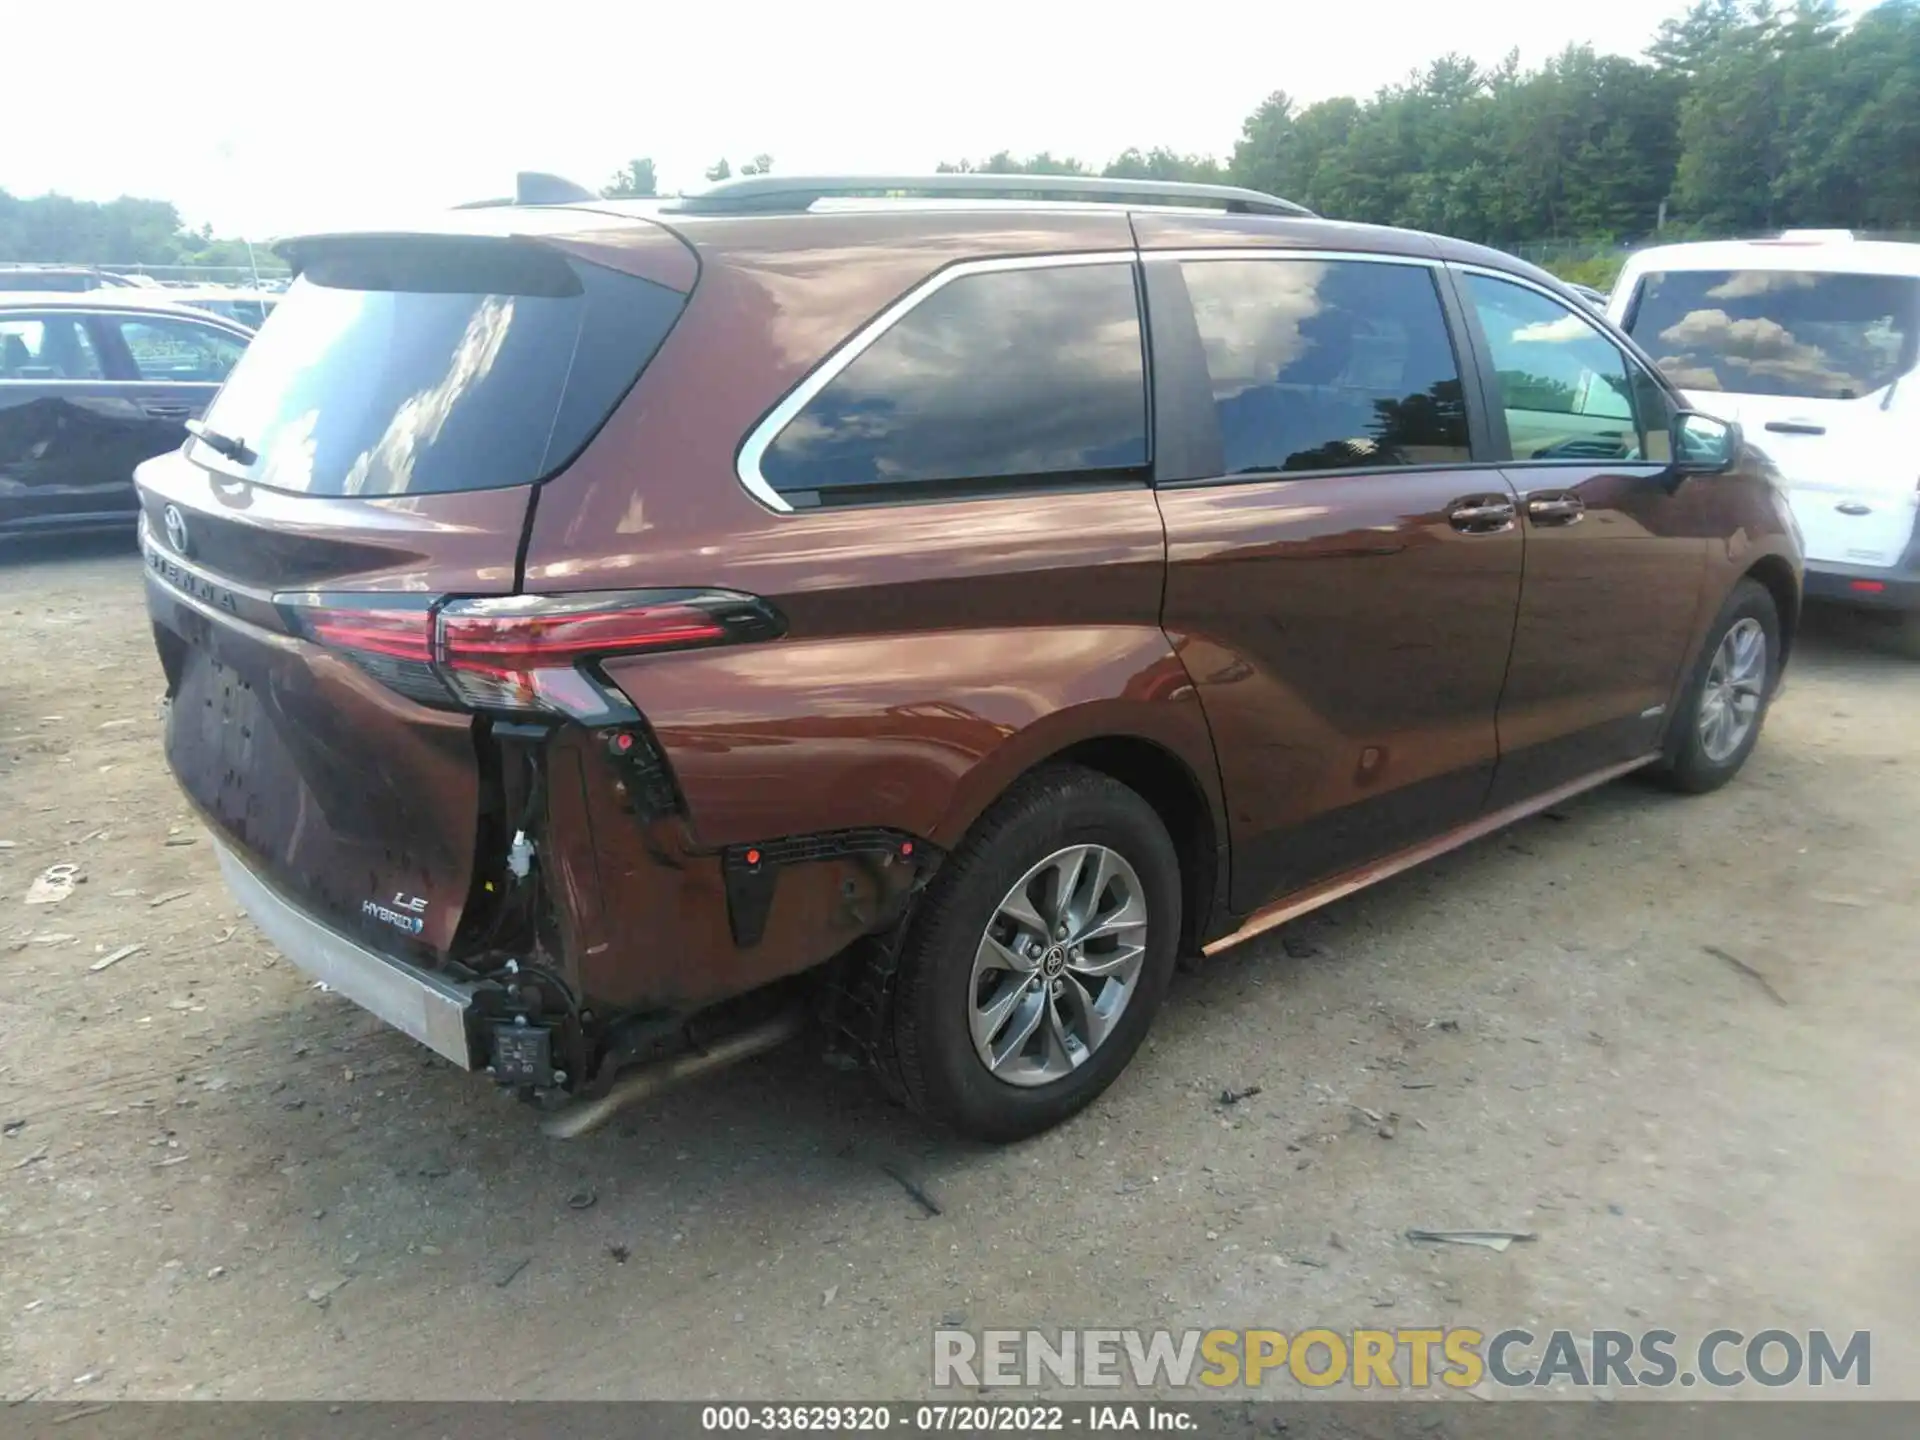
[
  {"x1": 291, "y1": 597, "x2": 447, "y2": 706},
  {"x1": 280, "y1": 589, "x2": 782, "y2": 720}
]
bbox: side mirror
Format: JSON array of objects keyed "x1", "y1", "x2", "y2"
[{"x1": 1672, "y1": 410, "x2": 1740, "y2": 475}]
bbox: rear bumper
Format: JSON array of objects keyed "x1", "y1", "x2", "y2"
[
  {"x1": 215, "y1": 840, "x2": 479, "y2": 1069},
  {"x1": 1804, "y1": 559, "x2": 1920, "y2": 612}
]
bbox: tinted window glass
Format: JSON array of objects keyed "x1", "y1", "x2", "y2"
[
  {"x1": 199, "y1": 240, "x2": 685, "y2": 496},
  {"x1": 111, "y1": 316, "x2": 247, "y2": 383},
  {"x1": 0, "y1": 315, "x2": 104, "y2": 379},
  {"x1": 1624, "y1": 268, "x2": 1920, "y2": 400},
  {"x1": 760, "y1": 263, "x2": 1147, "y2": 501},
  {"x1": 1464, "y1": 274, "x2": 1646, "y2": 462},
  {"x1": 1180, "y1": 258, "x2": 1469, "y2": 476}
]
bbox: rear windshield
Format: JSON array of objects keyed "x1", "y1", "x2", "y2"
[
  {"x1": 197, "y1": 238, "x2": 686, "y2": 495},
  {"x1": 1623, "y1": 268, "x2": 1920, "y2": 400}
]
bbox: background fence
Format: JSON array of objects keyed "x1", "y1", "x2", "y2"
[{"x1": 1, "y1": 260, "x2": 289, "y2": 288}]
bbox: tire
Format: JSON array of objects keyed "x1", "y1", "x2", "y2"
[
  {"x1": 877, "y1": 764, "x2": 1182, "y2": 1142},
  {"x1": 1656, "y1": 578, "x2": 1781, "y2": 794}
]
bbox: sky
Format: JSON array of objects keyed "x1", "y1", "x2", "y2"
[{"x1": 3, "y1": 0, "x2": 1704, "y2": 241}]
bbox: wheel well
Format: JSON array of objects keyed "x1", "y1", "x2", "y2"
[
  {"x1": 1744, "y1": 555, "x2": 1800, "y2": 669},
  {"x1": 1052, "y1": 735, "x2": 1220, "y2": 956}
]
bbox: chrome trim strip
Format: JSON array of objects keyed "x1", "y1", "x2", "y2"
[
  {"x1": 1145, "y1": 247, "x2": 1443, "y2": 268},
  {"x1": 1452, "y1": 261, "x2": 1598, "y2": 307},
  {"x1": 214, "y1": 841, "x2": 477, "y2": 1069},
  {"x1": 1203, "y1": 752, "x2": 1661, "y2": 958},
  {"x1": 733, "y1": 250, "x2": 1138, "y2": 514}
]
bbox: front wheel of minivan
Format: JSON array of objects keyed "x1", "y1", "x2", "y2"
[
  {"x1": 878, "y1": 765, "x2": 1182, "y2": 1142},
  {"x1": 1656, "y1": 578, "x2": 1782, "y2": 794}
]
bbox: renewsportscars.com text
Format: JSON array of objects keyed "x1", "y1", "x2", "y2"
[{"x1": 933, "y1": 1327, "x2": 1871, "y2": 1390}]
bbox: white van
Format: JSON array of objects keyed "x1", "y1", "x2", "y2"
[{"x1": 1611, "y1": 233, "x2": 1919, "y2": 623}]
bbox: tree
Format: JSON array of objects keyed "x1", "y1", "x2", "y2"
[
  {"x1": 601, "y1": 158, "x2": 658, "y2": 199},
  {"x1": 1101, "y1": 148, "x2": 1225, "y2": 184},
  {"x1": 934, "y1": 151, "x2": 1091, "y2": 175},
  {"x1": 1649, "y1": 0, "x2": 1760, "y2": 76},
  {"x1": 1229, "y1": 91, "x2": 1299, "y2": 198},
  {"x1": 12, "y1": 0, "x2": 1916, "y2": 277},
  {"x1": 1671, "y1": 1, "x2": 1841, "y2": 231},
  {"x1": 1823, "y1": 0, "x2": 1920, "y2": 228},
  {"x1": 0, "y1": 189, "x2": 273, "y2": 270}
]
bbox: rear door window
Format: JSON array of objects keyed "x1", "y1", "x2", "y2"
[
  {"x1": 1623, "y1": 268, "x2": 1919, "y2": 399},
  {"x1": 1463, "y1": 273, "x2": 1656, "y2": 463},
  {"x1": 757, "y1": 261, "x2": 1148, "y2": 504},
  {"x1": 196, "y1": 239, "x2": 687, "y2": 496},
  {"x1": 1178, "y1": 257, "x2": 1471, "y2": 475},
  {"x1": 0, "y1": 314, "x2": 105, "y2": 380}
]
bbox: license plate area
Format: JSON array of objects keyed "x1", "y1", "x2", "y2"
[{"x1": 149, "y1": 576, "x2": 486, "y2": 961}]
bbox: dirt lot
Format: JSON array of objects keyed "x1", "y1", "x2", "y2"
[{"x1": 3, "y1": 535, "x2": 1918, "y2": 1403}]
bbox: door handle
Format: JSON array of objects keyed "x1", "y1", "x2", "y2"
[
  {"x1": 1764, "y1": 419, "x2": 1825, "y2": 436},
  {"x1": 142, "y1": 404, "x2": 193, "y2": 420},
  {"x1": 1526, "y1": 494, "x2": 1585, "y2": 526},
  {"x1": 1446, "y1": 496, "x2": 1516, "y2": 533}
]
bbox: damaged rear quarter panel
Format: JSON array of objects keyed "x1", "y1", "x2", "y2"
[{"x1": 601, "y1": 624, "x2": 1215, "y2": 851}]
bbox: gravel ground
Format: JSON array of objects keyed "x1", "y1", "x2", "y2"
[{"x1": 3, "y1": 535, "x2": 1917, "y2": 1403}]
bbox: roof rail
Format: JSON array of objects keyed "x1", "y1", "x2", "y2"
[{"x1": 663, "y1": 173, "x2": 1314, "y2": 218}]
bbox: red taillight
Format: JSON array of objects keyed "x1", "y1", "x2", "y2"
[
  {"x1": 1850, "y1": 579, "x2": 1887, "y2": 594},
  {"x1": 304, "y1": 608, "x2": 435, "y2": 663},
  {"x1": 289, "y1": 599, "x2": 444, "y2": 706},
  {"x1": 281, "y1": 589, "x2": 783, "y2": 720},
  {"x1": 440, "y1": 600, "x2": 726, "y2": 670}
]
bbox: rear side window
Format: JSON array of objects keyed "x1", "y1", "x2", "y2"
[
  {"x1": 197, "y1": 238, "x2": 686, "y2": 496},
  {"x1": 1179, "y1": 258, "x2": 1470, "y2": 476},
  {"x1": 758, "y1": 261, "x2": 1148, "y2": 504},
  {"x1": 1623, "y1": 268, "x2": 1919, "y2": 400}
]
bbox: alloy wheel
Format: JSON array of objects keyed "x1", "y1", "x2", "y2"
[
  {"x1": 967, "y1": 844, "x2": 1150, "y2": 1087},
  {"x1": 1698, "y1": 617, "x2": 1767, "y2": 763}
]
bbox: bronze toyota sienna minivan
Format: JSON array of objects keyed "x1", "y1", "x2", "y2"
[{"x1": 136, "y1": 174, "x2": 1803, "y2": 1141}]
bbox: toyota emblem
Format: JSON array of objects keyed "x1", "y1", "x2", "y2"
[{"x1": 162, "y1": 504, "x2": 190, "y2": 555}]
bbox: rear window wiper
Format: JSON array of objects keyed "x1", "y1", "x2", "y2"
[{"x1": 185, "y1": 419, "x2": 256, "y2": 466}]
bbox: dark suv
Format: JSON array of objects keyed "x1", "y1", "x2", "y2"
[{"x1": 137, "y1": 174, "x2": 1802, "y2": 1141}]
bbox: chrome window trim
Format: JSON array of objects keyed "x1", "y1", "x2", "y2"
[
  {"x1": 735, "y1": 250, "x2": 1138, "y2": 514},
  {"x1": 1151, "y1": 247, "x2": 1442, "y2": 268},
  {"x1": 1452, "y1": 261, "x2": 1623, "y2": 322}
]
